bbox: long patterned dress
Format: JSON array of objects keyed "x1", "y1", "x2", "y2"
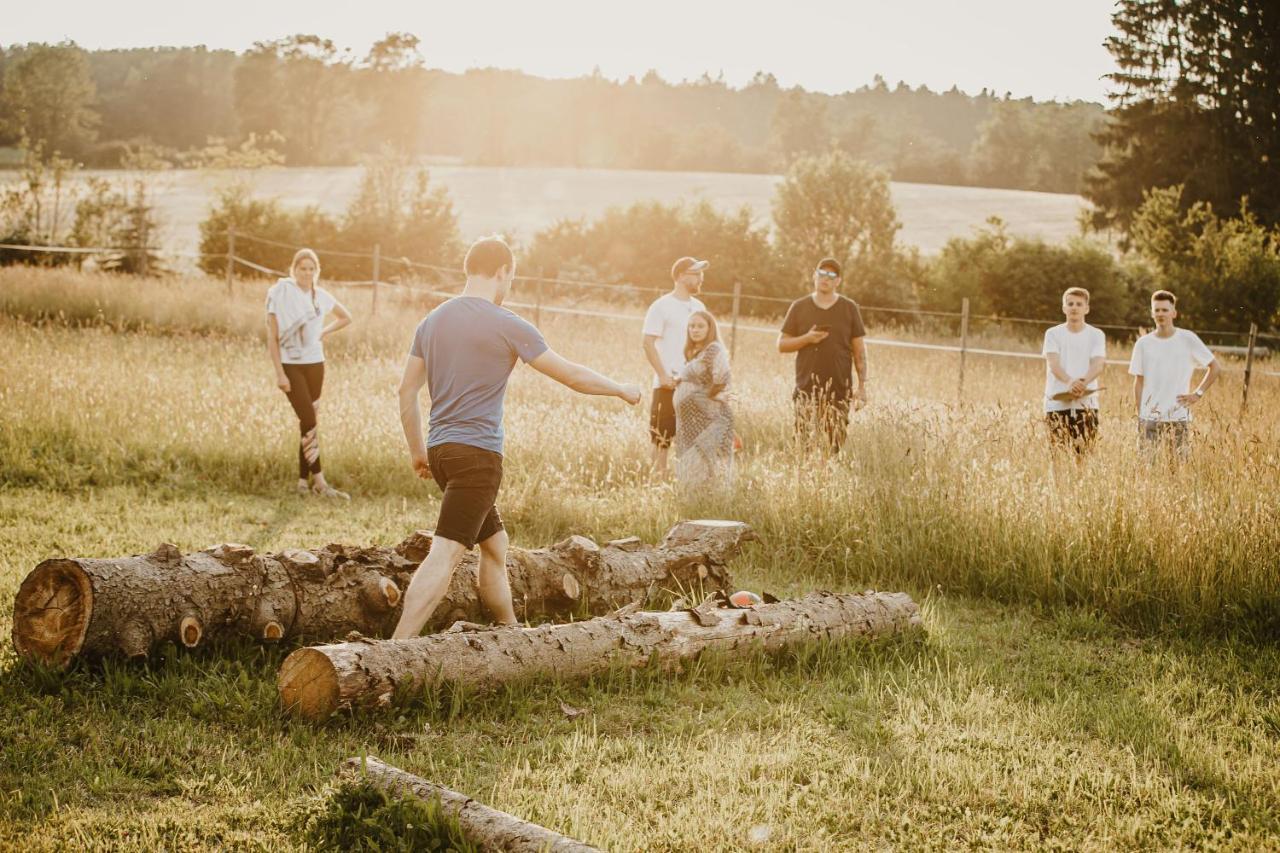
[{"x1": 674, "y1": 340, "x2": 734, "y2": 491}]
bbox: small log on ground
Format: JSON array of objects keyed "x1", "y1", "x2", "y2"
[
  {"x1": 12, "y1": 520, "x2": 754, "y2": 668},
  {"x1": 340, "y1": 755, "x2": 599, "y2": 852},
  {"x1": 281, "y1": 590, "x2": 923, "y2": 720}
]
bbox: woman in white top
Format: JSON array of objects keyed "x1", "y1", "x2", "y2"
[{"x1": 266, "y1": 248, "x2": 353, "y2": 498}]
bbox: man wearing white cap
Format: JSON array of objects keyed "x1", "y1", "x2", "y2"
[{"x1": 642, "y1": 256, "x2": 708, "y2": 475}]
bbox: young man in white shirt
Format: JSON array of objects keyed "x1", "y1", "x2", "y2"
[
  {"x1": 1128, "y1": 290, "x2": 1220, "y2": 454},
  {"x1": 642, "y1": 256, "x2": 708, "y2": 475},
  {"x1": 1042, "y1": 287, "x2": 1107, "y2": 453}
]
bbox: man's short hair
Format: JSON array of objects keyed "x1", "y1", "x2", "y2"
[
  {"x1": 1063, "y1": 287, "x2": 1090, "y2": 303},
  {"x1": 1151, "y1": 289, "x2": 1177, "y2": 305},
  {"x1": 816, "y1": 258, "x2": 842, "y2": 276},
  {"x1": 464, "y1": 236, "x2": 514, "y2": 278}
]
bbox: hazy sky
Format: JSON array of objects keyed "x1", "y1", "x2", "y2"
[{"x1": 5, "y1": 0, "x2": 1119, "y2": 102}]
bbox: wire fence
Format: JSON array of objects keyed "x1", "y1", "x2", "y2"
[{"x1": 3, "y1": 234, "x2": 1278, "y2": 400}]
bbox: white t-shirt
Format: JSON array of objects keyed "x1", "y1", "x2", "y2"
[
  {"x1": 642, "y1": 292, "x2": 706, "y2": 388},
  {"x1": 1128, "y1": 328, "x2": 1215, "y2": 422},
  {"x1": 1042, "y1": 323, "x2": 1106, "y2": 412},
  {"x1": 266, "y1": 280, "x2": 339, "y2": 364}
]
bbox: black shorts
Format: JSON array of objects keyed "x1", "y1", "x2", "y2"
[
  {"x1": 427, "y1": 443, "x2": 505, "y2": 548},
  {"x1": 650, "y1": 387, "x2": 676, "y2": 448},
  {"x1": 1046, "y1": 409, "x2": 1099, "y2": 452}
]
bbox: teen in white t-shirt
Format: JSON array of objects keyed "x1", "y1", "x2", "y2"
[
  {"x1": 642, "y1": 257, "x2": 708, "y2": 475},
  {"x1": 1128, "y1": 291, "x2": 1220, "y2": 451},
  {"x1": 1041, "y1": 288, "x2": 1107, "y2": 452}
]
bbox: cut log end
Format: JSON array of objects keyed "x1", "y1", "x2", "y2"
[
  {"x1": 263, "y1": 621, "x2": 284, "y2": 641},
  {"x1": 360, "y1": 574, "x2": 401, "y2": 613},
  {"x1": 562, "y1": 573, "x2": 581, "y2": 601},
  {"x1": 280, "y1": 647, "x2": 341, "y2": 720},
  {"x1": 12, "y1": 559, "x2": 93, "y2": 668},
  {"x1": 179, "y1": 615, "x2": 203, "y2": 648}
]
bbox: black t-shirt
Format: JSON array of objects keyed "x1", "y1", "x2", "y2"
[{"x1": 780, "y1": 294, "x2": 866, "y2": 398}]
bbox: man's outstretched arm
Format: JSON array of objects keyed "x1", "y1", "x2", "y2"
[{"x1": 530, "y1": 348, "x2": 641, "y2": 403}]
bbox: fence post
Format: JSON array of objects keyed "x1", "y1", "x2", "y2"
[
  {"x1": 371, "y1": 243, "x2": 381, "y2": 316},
  {"x1": 225, "y1": 227, "x2": 236, "y2": 294},
  {"x1": 957, "y1": 297, "x2": 971, "y2": 401},
  {"x1": 535, "y1": 269, "x2": 544, "y2": 327},
  {"x1": 730, "y1": 281, "x2": 742, "y2": 360},
  {"x1": 1242, "y1": 321, "x2": 1258, "y2": 414}
]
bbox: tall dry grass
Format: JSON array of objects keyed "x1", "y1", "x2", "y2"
[{"x1": 1, "y1": 266, "x2": 1277, "y2": 634}]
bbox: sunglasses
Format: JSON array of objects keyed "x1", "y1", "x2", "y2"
[{"x1": 815, "y1": 269, "x2": 839, "y2": 279}]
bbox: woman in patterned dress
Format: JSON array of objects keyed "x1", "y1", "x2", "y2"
[{"x1": 674, "y1": 311, "x2": 734, "y2": 492}]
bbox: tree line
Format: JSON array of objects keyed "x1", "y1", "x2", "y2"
[{"x1": 0, "y1": 36, "x2": 1103, "y2": 194}]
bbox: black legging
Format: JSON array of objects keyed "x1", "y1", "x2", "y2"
[{"x1": 281, "y1": 362, "x2": 324, "y2": 479}]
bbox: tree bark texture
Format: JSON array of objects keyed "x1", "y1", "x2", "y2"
[
  {"x1": 340, "y1": 755, "x2": 600, "y2": 853},
  {"x1": 11, "y1": 520, "x2": 755, "y2": 668},
  {"x1": 280, "y1": 590, "x2": 923, "y2": 720}
]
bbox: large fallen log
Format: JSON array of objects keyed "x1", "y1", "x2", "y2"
[
  {"x1": 11, "y1": 520, "x2": 754, "y2": 668},
  {"x1": 280, "y1": 590, "x2": 923, "y2": 720},
  {"x1": 340, "y1": 756, "x2": 599, "y2": 852}
]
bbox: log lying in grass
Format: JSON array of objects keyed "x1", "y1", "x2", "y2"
[
  {"x1": 11, "y1": 520, "x2": 754, "y2": 668},
  {"x1": 341, "y1": 755, "x2": 599, "y2": 853},
  {"x1": 281, "y1": 590, "x2": 922, "y2": 720}
]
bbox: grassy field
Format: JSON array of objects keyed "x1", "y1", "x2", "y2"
[
  {"x1": 2, "y1": 267, "x2": 1278, "y2": 850},
  {"x1": 0, "y1": 164, "x2": 1088, "y2": 258}
]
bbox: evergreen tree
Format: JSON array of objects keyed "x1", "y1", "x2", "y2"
[{"x1": 1087, "y1": 0, "x2": 1280, "y2": 232}]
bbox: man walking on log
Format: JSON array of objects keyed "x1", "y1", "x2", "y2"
[
  {"x1": 643, "y1": 256, "x2": 708, "y2": 476},
  {"x1": 394, "y1": 236, "x2": 641, "y2": 637},
  {"x1": 776, "y1": 258, "x2": 868, "y2": 452}
]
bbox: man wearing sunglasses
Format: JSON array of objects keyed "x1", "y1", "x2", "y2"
[{"x1": 777, "y1": 258, "x2": 868, "y2": 451}]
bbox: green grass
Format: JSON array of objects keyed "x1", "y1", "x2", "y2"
[{"x1": 2, "y1": 267, "x2": 1279, "y2": 849}]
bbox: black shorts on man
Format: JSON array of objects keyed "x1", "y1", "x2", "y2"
[
  {"x1": 427, "y1": 443, "x2": 504, "y2": 548},
  {"x1": 1045, "y1": 409, "x2": 1099, "y2": 452},
  {"x1": 649, "y1": 386, "x2": 676, "y2": 448}
]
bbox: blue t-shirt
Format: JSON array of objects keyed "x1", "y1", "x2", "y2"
[{"x1": 409, "y1": 297, "x2": 549, "y2": 455}]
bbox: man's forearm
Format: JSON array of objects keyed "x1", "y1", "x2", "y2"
[
  {"x1": 642, "y1": 339, "x2": 668, "y2": 382},
  {"x1": 565, "y1": 362, "x2": 625, "y2": 397},
  {"x1": 399, "y1": 392, "x2": 427, "y2": 454},
  {"x1": 1196, "y1": 361, "x2": 1221, "y2": 393},
  {"x1": 1133, "y1": 377, "x2": 1143, "y2": 416},
  {"x1": 778, "y1": 335, "x2": 809, "y2": 354}
]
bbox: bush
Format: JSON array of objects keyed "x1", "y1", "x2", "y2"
[
  {"x1": 1129, "y1": 185, "x2": 1280, "y2": 331},
  {"x1": 526, "y1": 199, "x2": 782, "y2": 304},
  {"x1": 197, "y1": 153, "x2": 463, "y2": 282},
  {"x1": 197, "y1": 182, "x2": 340, "y2": 277},
  {"x1": 922, "y1": 217, "x2": 1149, "y2": 326}
]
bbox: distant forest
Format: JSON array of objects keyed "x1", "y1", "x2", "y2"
[{"x1": 0, "y1": 37, "x2": 1105, "y2": 193}]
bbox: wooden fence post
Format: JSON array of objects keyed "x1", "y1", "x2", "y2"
[
  {"x1": 730, "y1": 281, "x2": 742, "y2": 360},
  {"x1": 1242, "y1": 321, "x2": 1258, "y2": 414},
  {"x1": 957, "y1": 297, "x2": 971, "y2": 401},
  {"x1": 371, "y1": 243, "x2": 381, "y2": 316},
  {"x1": 225, "y1": 227, "x2": 236, "y2": 295}
]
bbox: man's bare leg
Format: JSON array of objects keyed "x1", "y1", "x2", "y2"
[
  {"x1": 476, "y1": 529, "x2": 517, "y2": 625},
  {"x1": 392, "y1": 535, "x2": 468, "y2": 638}
]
